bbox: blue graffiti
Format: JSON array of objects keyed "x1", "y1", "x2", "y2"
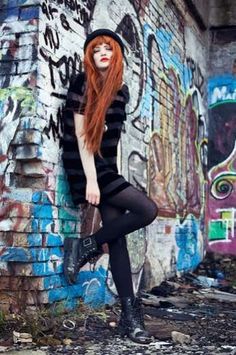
[
  {"x1": 0, "y1": 247, "x2": 29, "y2": 262},
  {"x1": 48, "y1": 266, "x2": 115, "y2": 308},
  {"x1": 0, "y1": 0, "x2": 31, "y2": 23},
  {"x1": 143, "y1": 24, "x2": 192, "y2": 106},
  {"x1": 208, "y1": 75, "x2": 236, "y2": 107},
  {"x1": 175, "y1": 216, "x2": 201, "y2": 272},
  {"x1": 0, "y1": 246, "x2": 62, "y2": 262},
  {"x1": 31, "y1": 261, "x2": 63, "y2": 276},
  {"x1": 27, "y1": 234, "x2": 42, "y2": 247},
  {"x1": 31, "y1": 191, "x2": 53, "y2": 233},
  {"x1": 31, "y1": 190, "x2": 113, "y2": 308}
]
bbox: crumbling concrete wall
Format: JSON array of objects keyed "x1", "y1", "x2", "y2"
[
  {"x1": 191, "y1": 0, "x2": 209, "y2": 27},
  {"x1": 0, "y1": 0, "x2": 208, "y2": 311},
  {"x1": 209, "y1": 0, "x2": 236, "y2": 27}
]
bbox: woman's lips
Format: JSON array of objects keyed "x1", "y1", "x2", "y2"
[{"x1": 101, "y1": 58, "x2": 109, "y2": 62}]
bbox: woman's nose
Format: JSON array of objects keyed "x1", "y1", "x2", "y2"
[{"x1": 100, "y1": 48, "x2": 107, "y2": 56}]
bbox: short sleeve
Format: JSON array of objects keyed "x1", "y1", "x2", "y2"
[
  {"x1": 122, "y1": 84, "x2": 130, "y2": 104},
  {"x1": 121, "y1": 84, "x2": 130, "y2": 123},
  {"x1": 65, "y1": 72, "x2": 86, "y2": 114}
]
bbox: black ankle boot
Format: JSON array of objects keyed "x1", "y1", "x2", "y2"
[
  {"x1": 77, "y1": 235, "x2": 101, "y2": 269},
  {"x1": 118, "y1": 297, "x2": 153, "y2": 344},
  {"x1": 63, "y1": 237, "x2": 80, "y2": 285},
  {"x1": 63, "y1": 236, "x2": 101, "y2": 284}
]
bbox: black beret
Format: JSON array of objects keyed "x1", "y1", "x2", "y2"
[{"x1": 84, "y1": 29, "x2": 124, "y2": 55}]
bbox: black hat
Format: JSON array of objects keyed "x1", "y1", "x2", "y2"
[{"x1": 84, "y1": 29, "x2": 124, "y2": 55}]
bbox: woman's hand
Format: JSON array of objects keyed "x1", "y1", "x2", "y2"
[{"x1": 86, "y1": 179, "x2": 100, "y2": 205}]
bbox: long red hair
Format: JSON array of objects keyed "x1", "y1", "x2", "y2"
[{"x1": 83, "y1": 35, "x2": 123, "y2": 154}]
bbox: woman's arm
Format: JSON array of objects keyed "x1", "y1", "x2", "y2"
[{"x1": 74, "y1": 112, "x2": 100, "y2": 205}]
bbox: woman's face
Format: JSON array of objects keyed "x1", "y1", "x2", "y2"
[{"x1": 93, "y1": 42, "x2": 113, "y2": 71}]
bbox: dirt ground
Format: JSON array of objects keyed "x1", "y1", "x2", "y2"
[{"x1": 1, "y1": 253, "x2": 236, "y2": 354}]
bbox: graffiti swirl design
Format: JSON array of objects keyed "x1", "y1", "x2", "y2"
[{"x1": 210, "y1": 173, "x2": 236, "y2": 200}]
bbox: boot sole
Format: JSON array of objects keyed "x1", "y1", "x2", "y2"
[{"x1": 117, "y1": 326, "x2": 153, "y2": 344}]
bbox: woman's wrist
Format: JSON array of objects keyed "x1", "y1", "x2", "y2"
[{"x1": 86, "y1": 177, "x2": 97, "y2": 182}]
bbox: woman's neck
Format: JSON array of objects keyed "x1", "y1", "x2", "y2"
[{"x1": 98, "y1": 69, "x2": 108, "y2": 79}]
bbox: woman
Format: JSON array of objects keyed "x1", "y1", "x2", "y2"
[{"x1": 62, "y1": 29, "x2": 158, "y2": 344}]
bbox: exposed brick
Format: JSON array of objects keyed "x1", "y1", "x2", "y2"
[
  {"x1": 2, "y1": 0, "x2": 230, "y2": 312},
  {"x1": 12, "y1": 130, "x2": 42, "y2": 146},
  {"x1": 10, "y1": 261, "x2": 63, "y2": 276},
  {"x1": 8, "y1": 202, "x2": 32, "y2": 218},
  {"x1": 19, "y1": 6, "x2": 39, "y2": 20},
  {"x1": 15, "y1": 145, "x2": 42, "y2": 161},
  {"x1": 13, "y1": 174, "x2": 47, "y2": 189},
  {"x1": 0, "y1": 275, "x2": 63, "y2": 291},
  {"x1": 15, "y1": 161, "x2": 45, "y2": 177}
]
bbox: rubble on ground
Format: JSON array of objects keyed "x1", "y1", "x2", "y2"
[{"x1": 1, "y1": 253, "x2": 236, "y2": 354}]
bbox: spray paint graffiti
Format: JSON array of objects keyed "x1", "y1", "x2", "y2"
[
  {"x1": 39, "y1": 0, "x2": 148, "y2": 307},
  {"x1": 186, "y1": 57, "x2": 205, "y2": 96},
  {"x1": 176, "y1": 215, "x2": 202, "y2": 272},
  {"x1": 0, "y1": 6, "x2": 38, "y2": 237},
  {"x1": 128, "y1": 151, "x2": 147, "y2": 192},
  {"x1": 145, "y1": 28, "x2": 202, "y2": 220},
  {"x1": 207, "y1": 75, "x2": 236, "y2": 254},
  {"x1": 0, "y1": 86, "x2": 36, "y2": 237},
  {"x1": 0, "y1": 1, "x2": 58, "y2": 310},
  {"x1": 0, "y1": 20, "x2": 37, "y2": 88},
  {"x1": 141, "y1": 22, "x2": 205, "y2": 274},
  {"x1": 1, "y1": 0, "x2": 208, "y2": 311},
  {"x1": 129, "y1": 0, "x2": 151, "y2": 17}
]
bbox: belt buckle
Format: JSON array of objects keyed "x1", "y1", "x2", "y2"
[{"x1": 83, "y1": 238, "x2": 92, "y2": 247}]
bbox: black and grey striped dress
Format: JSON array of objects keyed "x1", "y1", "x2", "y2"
[{"x1": 62, "y1": 72, "x2": 131, "y2": 206}]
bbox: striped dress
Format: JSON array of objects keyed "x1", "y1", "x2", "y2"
[{"x1": 62, "y1": 72, "x2": 131, "y2": 206}]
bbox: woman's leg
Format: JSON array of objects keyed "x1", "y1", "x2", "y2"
[
  {"x1": 64, "y1": 185, "x2": 156, "y2": 343},
  {"x1": 98, "y1": 203, "x2": 134, "y2": 298},
  {"x1": 97, "y1": 187, "x2": 157, "y2": 344},
  {"x1": 94, "y1": 185, "x2": 158, "y2": 246},
  {"x1": 64, "y1": 186, "x2": 157, "y2": 284}
]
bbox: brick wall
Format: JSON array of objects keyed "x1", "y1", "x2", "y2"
[
  {"x1": 0, "y1": 0, "x2": 41, "y2": 312},
  {"x1": 0, "y1": 0, "x2": 208, "y2": 311}
]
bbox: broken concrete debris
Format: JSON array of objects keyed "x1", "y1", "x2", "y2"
[
  {"x1": 171, "y1": 331, "x2": 191, "y2": 345},
  {"x1": 1, "y1": 255, "x2": 236, "y2": 354}
]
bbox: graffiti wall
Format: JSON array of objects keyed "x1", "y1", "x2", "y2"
[
  {"x1": 207, "y1": 24, "x2": 236, "y2": 255},
  {"x1": 207, "y1": 75, "x2": 236, "y2": 254},
  {"x1": 0, "y1": 0, "x2": 207, "y2": 311},
  {"x1": 0, "y1": 0, "x2": 40, "y2": 312}
]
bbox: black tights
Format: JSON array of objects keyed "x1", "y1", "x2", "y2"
[{"x1": 96, "y1": 186, "x2": 158, "y2": 298}]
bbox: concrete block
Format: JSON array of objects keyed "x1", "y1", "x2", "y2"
[
  {"x1": 12, "y1": 130, "x2": 42, "y2": 146},
  {"x1": 15, "y1": 145, "x2": 42, "y2": 160}
]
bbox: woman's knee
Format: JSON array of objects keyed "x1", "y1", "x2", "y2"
[
  {"x1": 109, "y1": 236, "x2": 127, "y2": 252},
  {"x1": 143, "y1": 198, "x2": 158, "y2": 225}
]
